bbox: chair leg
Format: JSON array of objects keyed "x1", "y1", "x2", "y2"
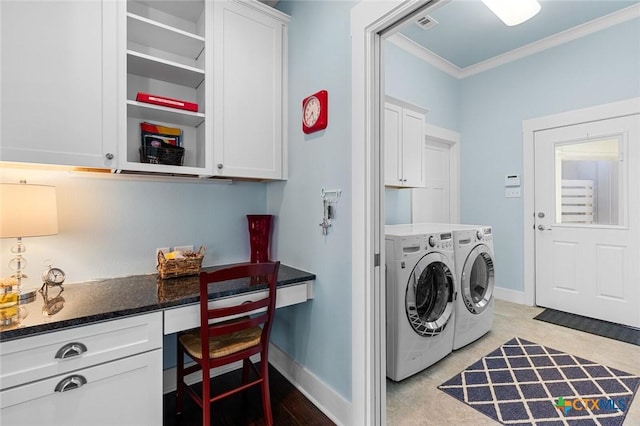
[
  {"x1": 260, "y1": 357, "x2": 273, "y2": 426},
  {"x1": 176, "y1": 343, "x2": 184, "y2": 415},
  {"x1": 242, "y1": 358, "x2": 251, "y2": 384},
  {"x1": 202, "y1": 364, "x2": 211, "y2": 426}
]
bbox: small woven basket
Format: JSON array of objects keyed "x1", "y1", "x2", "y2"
[{"x1": 157, "y1": 246, "x2": 205, "y2": 279}]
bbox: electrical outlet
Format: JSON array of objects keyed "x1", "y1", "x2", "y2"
[
  {"x1": 156, "y1": 247, "x2": 170, "y2": 258},
  {"x1": 174, "y1": 245, "x2": 194, "y2": 253},
  {"x1": 505, "y1": 187, "x2": 521, "y2": 198}
]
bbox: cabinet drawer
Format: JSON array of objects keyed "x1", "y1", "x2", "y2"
[
  {"x1": 163, "y1": 282, "x2": 312, "y2": 334},
  {"x1": 0, "y1": 312, "x2": 162, "y2": 390},
  {"x1": 0, "y1": 349, "x2": 162, "y2": 425}
]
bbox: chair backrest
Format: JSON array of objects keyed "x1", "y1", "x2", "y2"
[{"x1": 198, "y1": 262, "x2": 280, "y2": 361}]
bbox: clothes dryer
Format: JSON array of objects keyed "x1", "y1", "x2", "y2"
[
  {"x1": 385, "y1": 225, "x2": 456, "y2": 381},
  {"x1": 450, "y1": 225, "x2": 495, "y2": 349}
]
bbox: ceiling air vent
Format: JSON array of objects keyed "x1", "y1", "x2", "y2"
[{"x1": 415, "y1": 14, "x2": 438, "y2": 31}]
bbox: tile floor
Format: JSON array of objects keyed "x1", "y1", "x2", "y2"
[{"x1": 386, "y1": 299, "x2": 640, "y2": 425}]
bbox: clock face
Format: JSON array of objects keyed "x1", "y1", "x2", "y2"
[
  {"x1": 44, "y1": 267, "x2": 66, "y2": 286},
  {"x1": 303, "y1": 96, "x2": 321, "y2": 127}
]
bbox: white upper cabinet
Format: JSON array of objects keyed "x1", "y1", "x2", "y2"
[
  {"x1": 384, "y1": 97, "x2": 428, "y2": 188},
  {"x1": 0, "y1": 0, "x2": 118, "y2": 168},
  {"x1": 212, "y1": 0, "x2": 289, "y2": 180},
  {"x1": 118, "y1": 0, "x2": 213, "y2": 176}
]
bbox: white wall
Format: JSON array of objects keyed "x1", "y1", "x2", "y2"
[{"x1": 0, "y1": 167, "x2": 265, "y2": 287}]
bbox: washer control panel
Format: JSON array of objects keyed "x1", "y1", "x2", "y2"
[
  {"x1": 427, "y1": 232, "x2": 453, "y2": 250},
  {"x1": 477, "y1": 227, "x2": 493, "y2": 242}
]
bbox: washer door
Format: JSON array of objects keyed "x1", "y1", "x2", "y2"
[
  {"x1": 461, "y1": 244, "x2": 495, "y2": 314},
  {"x1": 405, "y1": 252, "x2": 455, "y2": 337}
]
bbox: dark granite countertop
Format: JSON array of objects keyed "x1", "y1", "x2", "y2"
[{"x1": 0, "y1": 263, "x2": 315, "y2": 342}]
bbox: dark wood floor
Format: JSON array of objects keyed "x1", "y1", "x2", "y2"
[{"x1": 163, "y1": 363, "x2": 336, "y2": 426}]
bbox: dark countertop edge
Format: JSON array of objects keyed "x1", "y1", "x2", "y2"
[{"x1": 0, "y1": 267, "x2": 315, "y2": 342}]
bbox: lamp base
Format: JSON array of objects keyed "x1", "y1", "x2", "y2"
[{"x1": 19, "y1": 288, "x2": 37, "y2": 304}]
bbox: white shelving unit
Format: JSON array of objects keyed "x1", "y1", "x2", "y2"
[{"x1": 118, "y1": 0, "x2": 212, "y2": 175}]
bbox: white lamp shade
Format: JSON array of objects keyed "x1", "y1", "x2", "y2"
[
  {"x1": 0, "y1": 183, "x2": 59, "y2": 238},
  {"x1": 482, "y1": 0, "x2": 542, "y2": 26}
]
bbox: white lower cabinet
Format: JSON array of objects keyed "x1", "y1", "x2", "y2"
[
  {"x1": 0, "y1": 312, "x2": 163, "y2": 425},
  {"x1": 0, "y1": 350, "x2": 162, "y2": 426}
]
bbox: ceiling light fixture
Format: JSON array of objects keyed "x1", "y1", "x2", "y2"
[{"x1": 482, "y1": 0, "x2": 542, "y2": 26}]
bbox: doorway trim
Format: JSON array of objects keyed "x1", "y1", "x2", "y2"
[
  {"x1": 522, "y1": 97, "x2": 640, "y2": 306},
  {"x1": 351, "y1": 1, "x2": 437, "y2": 424}
]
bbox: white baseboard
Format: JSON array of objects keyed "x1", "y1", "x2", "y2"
[
  {"x1": 493, "y1": 286, "x2": 526, "y2": 305},
  {"x1": 268, "y1": 343, "x2": 351, "y2": 426},
  {"x1": 163, "y1": 343, "x2": 351, "y2": 426}
]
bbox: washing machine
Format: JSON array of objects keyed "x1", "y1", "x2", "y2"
[
  {"x1": 385, "y1": 225, "x2": 456, "y2": 381},
  {"x1": 390, "y1": 223, "x2": 496, "y2": 350},
  {"x1": 449, "y1": 225, "x2": 495, "y2": 350}
]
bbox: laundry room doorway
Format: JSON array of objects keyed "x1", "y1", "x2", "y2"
[{"x1": 530, "y1": 107, "x2": 640, "y2": 328}]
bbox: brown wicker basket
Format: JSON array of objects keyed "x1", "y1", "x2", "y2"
[{"x1": 157, "y1": 246, "x2": 205, "y2": 279}]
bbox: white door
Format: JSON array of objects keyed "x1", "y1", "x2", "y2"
[
  {"x1": 412, "y1": 138, "x2": 450, "y2": 223},
  {"x1": 534, "y1": 114, "x2": 640, "y2": 327}
]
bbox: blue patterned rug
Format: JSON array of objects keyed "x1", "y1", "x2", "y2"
[{"x1": 438, "y1": 337, "x2": 640, "y2": 425}]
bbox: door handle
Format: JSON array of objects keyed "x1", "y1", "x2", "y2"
[{"x1": 537, "y1": 225, "x2": 552, "y2": 231}]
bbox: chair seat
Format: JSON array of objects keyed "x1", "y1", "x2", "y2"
[{"x1": 179, "y1": 325, "x2": 262, "y2": 360}]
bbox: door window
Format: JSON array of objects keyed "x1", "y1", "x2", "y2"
[{"x1": 554, "y1": 137, "x2": 623, "y2": 226}]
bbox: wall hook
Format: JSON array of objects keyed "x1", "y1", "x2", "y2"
[{"x1": 319, "y1": 188, "x2": 342, "y2": 235}]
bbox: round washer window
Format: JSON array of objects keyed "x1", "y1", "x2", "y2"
[
  {"x1": 405, "y1": 253, "x2": 454, "y2": 337},
  {"x1": 461, "y1": 246, "x2": 494, "y2": 314}
]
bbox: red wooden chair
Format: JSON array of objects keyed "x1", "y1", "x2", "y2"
[{"x1": 176, "y1": 261, "x2": 280, "y2": 426}]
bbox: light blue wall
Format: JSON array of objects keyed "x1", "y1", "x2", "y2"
[
  {"x1": 459, "y1": 18, "x2": 640, "y2": 291},
  {"x1": 385, "y1": 41, "x2": 460, "y2": 131},
  {"x1": 268, "y1": 0, "x2": 355, "y2": 401},
  {"x1": 384, "y1": 41, "x2": 460, "y2": 224}
]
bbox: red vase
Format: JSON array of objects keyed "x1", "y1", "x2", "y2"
[{"x1": 247, "y1": 215, "x2": 273, "y2": 263}]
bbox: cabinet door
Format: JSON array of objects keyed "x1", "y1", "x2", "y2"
[
  {"x1": 0, "y1": 1, "x2": 117, "y2": 168},
  {"x1": 384, "y1": 103, "x2": 403, "y2": 186},
  {"x1": 213, "y1": 1, "x2": 286, "y2": 180},
  {"x1": 0, "y1": 350, "x2": 162, "y2": 426},
  {"x1": 401, "y1": 108, "x2": 426, "y2": 187}
]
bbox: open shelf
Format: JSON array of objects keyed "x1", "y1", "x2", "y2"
[
  {"x1": 127, "y1": 101, "x2": 204, "y2": 127},
  {"x1": 127, "y1": 13, "x2": 204, "y2": 59},
  {"x1": 127, "y1": 50, "x2": 204, "y2": 88}
]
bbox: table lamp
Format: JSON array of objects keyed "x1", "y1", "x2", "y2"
[{"x1": 1, "y1": 182, "x2": 58, "y2": 301}]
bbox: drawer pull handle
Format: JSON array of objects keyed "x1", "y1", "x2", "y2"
[
  {"x1": 55, "y1": 342, "x2": 88, "y2": 359},
  {"x1": 55, "y1": 375, "x2": 87, "y2": 393}
]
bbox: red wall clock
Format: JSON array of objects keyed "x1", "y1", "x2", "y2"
[{"x1": 302, "y1": 90, "x2": 328, "y2": 134}]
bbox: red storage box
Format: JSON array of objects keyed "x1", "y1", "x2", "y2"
[{"x1": 136, "y1": 92, "x2": 198, "y2": 112}]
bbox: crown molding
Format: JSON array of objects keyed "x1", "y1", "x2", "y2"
[
  {"x1": 387, "y1": 33, "x2": 463, "y2": 78},
  {"x1": 388, "y1": 4, "x2": 640, "y2": 80}
]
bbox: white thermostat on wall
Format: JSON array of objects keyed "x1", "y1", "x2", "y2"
[{"x1": 505, "y1": 174, "x2": 521, "y2": 187}]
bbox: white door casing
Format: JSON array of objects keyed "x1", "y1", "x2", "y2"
[
  {"x1": 352, "y1": 1, "x2": 442, "y2": 425},
  {"x1": 534, "y1": 114, "x2": 640, "y2": 327},
  {"x1": 523, "y1": 98, "x2": 640, "y2": 322}
]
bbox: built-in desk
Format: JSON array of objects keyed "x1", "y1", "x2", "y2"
[
  {"x1": 0, "y1": 263, "x2": 315, "y2": 341},
  {"x1": 0, "y1": 264, "x2": 314, "y2": 425}
]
